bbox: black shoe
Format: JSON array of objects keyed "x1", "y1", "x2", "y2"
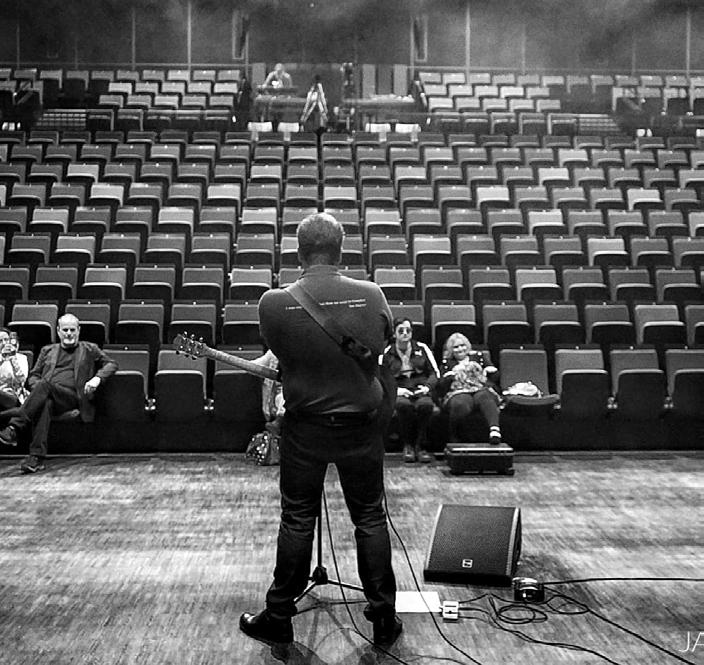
[
  {"x1": 0, "y1": 425, "x2": 17, "y2": 447},
  {"x1": 416, "y1": 448, "x2": 433, "y2": 463},
  {"x1": 402, "y1": 445, "x2": 416, "y2": 463},
  {"x1": 373, "y1": 614, "x2": 403, "y2": 646},
  {"x1": 20, "y1": 455, "x2": 45, "y2": 474},
  {"x1": 239, "y1": 609, "x2": 293, "y2": 644}
]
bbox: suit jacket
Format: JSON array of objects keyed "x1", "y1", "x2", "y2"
[{"x1": 27, "y1": 341, "x2": 118, "y2": 422}]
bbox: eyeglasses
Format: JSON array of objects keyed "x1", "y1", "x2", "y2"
[{"x1": 396, "y1": 327, "x2": 412, "y2": 333}]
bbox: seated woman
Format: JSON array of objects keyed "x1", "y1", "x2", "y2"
[
  {"x1": 0, "y1": 328, "x2": 28, "y2": 411},
  {"x1": 382, "y1": 318, "x2": 439, "y2": 463},
  {"x1": 435, "y1": 333, "x2": 502, "y2": 445}
]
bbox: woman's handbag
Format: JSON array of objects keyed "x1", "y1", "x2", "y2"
[{"x1": 245, "y1": 430, "x2": 281, "y2": 466}]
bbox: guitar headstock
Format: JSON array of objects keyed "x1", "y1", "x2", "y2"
[{"x1": 174, "y1": 333, "x2": 207, "y2": 359}]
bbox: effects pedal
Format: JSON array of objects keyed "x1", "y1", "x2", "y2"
[
  {"x1": 512, "y1": 577, "x2": 545, "y2": 603},
  {"x1": 441, "y1": 600, "x2": 460, "y2": 621}
]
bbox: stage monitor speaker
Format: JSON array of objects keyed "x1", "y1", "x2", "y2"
[{"x1": 424, "y1": 504, "x2": 521, "y2": 586}]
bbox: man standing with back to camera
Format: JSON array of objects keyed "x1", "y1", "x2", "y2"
[{"x1": 240, "y1": 212, "x2": 402, "y2": 647}]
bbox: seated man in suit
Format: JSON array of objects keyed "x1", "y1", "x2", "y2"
[{"x1": 0, "y1": 314, "x2": 118, "y2": 474}]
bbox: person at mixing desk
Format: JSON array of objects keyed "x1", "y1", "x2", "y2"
[{"x1": 264, "y1": 63, "x2": 293, "y2": 89}]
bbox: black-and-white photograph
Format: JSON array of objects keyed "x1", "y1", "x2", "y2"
[{"x1": 0, "y1": 1, "x2": 702, "y2": 663}]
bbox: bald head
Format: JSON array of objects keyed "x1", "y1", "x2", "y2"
[{"x1": 57, "y1": 314, "x2": 80, "y2": 349}]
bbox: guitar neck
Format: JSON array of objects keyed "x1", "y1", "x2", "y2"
[{"x1": 203, "y1": 347, "x2": 279, "y2": 381}]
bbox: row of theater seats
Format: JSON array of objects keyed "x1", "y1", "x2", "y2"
[
  {"x1": 1, "y1": 67, "x2": 243, "y2": 110},
  {"x1": 1, "y1": 292, "x2": 702, "y2": 367},
  {"x1": 49, "y1": 342, "x2": 704, "y2": 425},
  {"x1": 418, "y1": 70, "x2": 704, "y2": 116},
  {"x1": 2, "y1": 218, "x2": 704, "y2": 277}
]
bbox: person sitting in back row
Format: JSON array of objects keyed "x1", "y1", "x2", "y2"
[
  {"x1": 435, "y1": 333, "x2": 502, "y2": 445},
  {"x1": 0, "y1": 314, "x2": 118, "y2": 474},
  {"x1": 264, "y1": 62, "x2": 293, "y2": 89},
  {"x1": 0, "y1": 328, "x2": 29, "y2": 411},
  {"x1": 382, "y1": 317, "x2": 439, "y2": 463}
]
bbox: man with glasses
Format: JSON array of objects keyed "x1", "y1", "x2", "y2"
[{"x1": 0, "y1": 314, "x2": 117, "y2": 474}]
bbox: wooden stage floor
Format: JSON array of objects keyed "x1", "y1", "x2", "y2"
[{"x1": 0, "y1": 451, "x2": 701, "y2": 665}]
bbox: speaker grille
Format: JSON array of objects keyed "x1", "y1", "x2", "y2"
[{"x1": 424, "y1": 504, "x2": 521, "y2": 586}]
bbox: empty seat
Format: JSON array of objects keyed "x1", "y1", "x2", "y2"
[
  {"x1": 154, "y1": 348, "x2": 208, "y2": 422},
  {"x1": 482, "y1": 302, "x2": 531, "y2": 363},
  {"x1": 634, "y1": 303, "x2": 686, "y2": 347},
  {"x1": 666, "y1": 348, "x2": 704, "y2": 419},
  {"x1": 554, "y1": 347, "x2": 609, "y2": 418},
  {"x1": 168, "y1": 300, "x2": 218, "y2": 347},
  {"x1": 8, "y1": 301, "x2": 59, "y2": 356},
  {"x1": 222, "y1": 301, "x2": 262, "y2": 346},
  {"x1": 610, "y1": 346, "x2": 666, "y2": 419},
  {"x1": 583, "y1": 302, "x2": 635, "y2": 349}
]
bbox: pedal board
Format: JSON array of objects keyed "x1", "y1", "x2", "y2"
[{"x1": 444, "y1": 442, "x2": 515, "y2": 476}]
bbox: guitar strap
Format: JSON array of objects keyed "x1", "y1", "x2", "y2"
[{"x1": 287, "y1": 282, "x2": 372, "y2": 366}]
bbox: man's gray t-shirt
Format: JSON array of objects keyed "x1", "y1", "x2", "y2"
[{"x1": 258, "y1": 264, "x2": 393, "y2": 415}]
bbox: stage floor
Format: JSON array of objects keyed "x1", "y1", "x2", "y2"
[{"x1": 0, "y1": 451, "x2": 701, "y2": 665}]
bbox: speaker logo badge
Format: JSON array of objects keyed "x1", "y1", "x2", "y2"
[{"x1": 461, "y1": 559, "x2": 473, "y2": 568}]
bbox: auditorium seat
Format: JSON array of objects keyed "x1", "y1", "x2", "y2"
[
  {"x1": 167, "y1": 300, "x2": 218, "y2": 347},
  {"x1": 482, "y1": 301, "x2": 531, "y2": 362},
  {"x1": 375, "y1": 266, "x2": 416, "y2": 301},
  {"x1": 684, "y1": 304, "x2": 704, "y2": 346},
  {"x1": 129, "y1": 264, "x2": 176, "y2": 311},
  {"x1": 583, "y1": 302, "x2": 635, "y2": 349},
  {"x1": 222, "y1": 301, "x2": 261, "y2": 347},
  {"x1": 486, "y1": 209, "x2": 524, "y2": 245},
  {"x1": 629, "y1": 237, "x2": 673, "y2": 273},
  {"x1": 30, "y1": 264, "x2": 78, "y2": 311},
  {"x1": 498, "y1": 345, "x2": 554, "y2": 412},
  {"x1": 500, "y1": 234, "x2": 541, "y2": 272},
  {"x1": 143, "y1": 233, "x2": 187, "y2": 273},
  {"x1": 609, "y1": 346, "x2": 666, "y2": 419},
  {"x1": 532, "y1": 302, "x2": 584, "y2": 350},
  {"x1": 7, "y1": 232, "x2": 51, "y2": 278},
  {"x1": 8, "y1": 301, "x2": 58, "y2": 356},
  {"x1": 420, "y1": 266, "x2": 465, "y2": 315},
  {"x1": 64, "y1": 300, "x2": 111, "y2": 346},
  {"x1": 430, "y1": 302, "x2": 479, "y2": 357},
  {"x1": 0, "y1": 207, "x2": 28, "y2": 236},
  {"x1": 665, "y1": 348, "x2": 704, "y2": 419},
  {"x1": 554, "y1": 346, "x2": 609, "y2": 417},
  {"x1": 229, "y1": 267, "x2": 272, "y2": 301},
  {"x1": 514, "y1": 266, "x2": 562, "y2": 310},
  {"x1": 672, "y1": 237, "x2": 704, "y2": 272},
  {"x1": 634, "y1": 303, "x2": 686, "y2": 352},
  {"x1": 608, "y1": 267, "x2": 655, "y2": 305},
  {"x1": 95, "y1": 234, "x2": 138, "y2": 278},
  {"x1": 154, "y1": 348, "x2": 208, "y2": 422},
  {"x1": 114, "y1": 300, "x2": 164, "y2": 361}
]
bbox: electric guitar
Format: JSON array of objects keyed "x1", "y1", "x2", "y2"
[{"x1": 173, "y1": 333, "x2": 278, "y2": 381}]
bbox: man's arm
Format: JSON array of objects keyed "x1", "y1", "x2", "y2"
[
  {"x1": 83, "y1": 345, "x2": 118, "y2": 397},
  {"x1": 93, "y1": 346, "x2": 118, "y2": 381}
]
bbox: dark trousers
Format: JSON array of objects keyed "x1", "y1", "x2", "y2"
[
  {"x1": 446, "y1": 389, "x2": 500, "y2": 443},
  {"x1": 395, "y1": 394, "x2": 434, "y2": 448},
  {"x1": 9, "y1": 379, "x2": 79, "y2": 457},
  {"x1": 265, "y1": 412, "x2": 397, "y2": 621}
]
